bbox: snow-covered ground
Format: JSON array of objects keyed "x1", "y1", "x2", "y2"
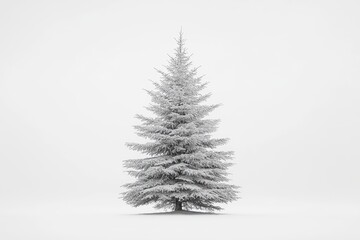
[{"x1": 1, "y1": 203, "x2": 359, "y2": 240}]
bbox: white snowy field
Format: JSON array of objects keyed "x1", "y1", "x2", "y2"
[{"x1": 1, "y1": 202, "x2": 359, "y2": 240}]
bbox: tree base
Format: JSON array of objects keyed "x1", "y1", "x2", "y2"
[
  {"x1": 170, "y1": 210, "x2": 214, "y2": 215},
  {"x1": 139, "y1": 210, "x2": 216, "y2": 215},
  {"x1": 175, "y1": 200, "x2": 182, "y2": 211}
]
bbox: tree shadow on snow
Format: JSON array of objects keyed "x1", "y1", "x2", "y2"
[{"x1": 137, "y1": 210, "x2": 226, "y2": 215}]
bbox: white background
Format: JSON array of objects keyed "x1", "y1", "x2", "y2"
[{"x1": 1, "y1": 0, "x2": 359, "y2": 239}]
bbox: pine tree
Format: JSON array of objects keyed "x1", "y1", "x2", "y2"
[{"x1": 122, "y1": 31, "x2": 238, "y2": 212}]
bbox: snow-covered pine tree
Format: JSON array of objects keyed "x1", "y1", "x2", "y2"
[{"x1": 122, "y1": 31, "x2": 238, "y2": 212}]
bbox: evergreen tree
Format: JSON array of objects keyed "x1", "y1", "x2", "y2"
[{"x1": 122, "y1": 31, "x2": 238, "y2": 212}]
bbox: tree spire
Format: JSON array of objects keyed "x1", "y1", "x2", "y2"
[{"x1": 176, "y1": 28, "x2": 185, "y2": 54}]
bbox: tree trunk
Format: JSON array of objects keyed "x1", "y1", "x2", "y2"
[{"x1": 175, "y1": 199, "x2": 182, "y2": 211}]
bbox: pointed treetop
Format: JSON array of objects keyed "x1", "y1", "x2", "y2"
[{"x1": 176, "y1": 28, "x2": 185, "y2": 54}]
